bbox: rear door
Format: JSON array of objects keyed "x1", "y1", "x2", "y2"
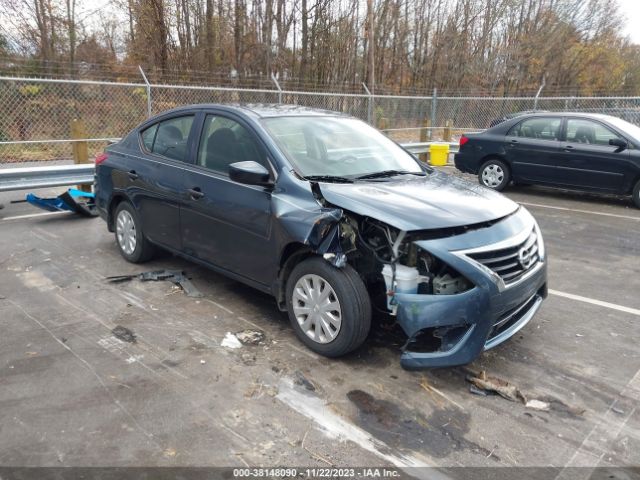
[
  {"x1": 505, "y1": 116, "x2": 562, "y2": 183},
  {"x1": 557, "y1": 118, "x2": 631, "y2": 191},
  {"x1": 129, "y1": 114, "x2": 195, "y2": 250},
  {"x1": 180, "y1": 112, "x2": 276, "y2": 286}
]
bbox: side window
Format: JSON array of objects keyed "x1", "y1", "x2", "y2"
[
  {"x1": 141, "y1": 124, "x2": 157, "y2": 151},
  {"x1": 197, "y1": 114, "x2": 264, "y2": 174},
  {"x1": 508, "y1": 117, "x2": 561, "y2": 141},
  {"x1": 144, "y1": 115, "x2": 194, "y2": 161},
  {"x1": 566, "y1": 119, "x2": 622, "y2": 146}
]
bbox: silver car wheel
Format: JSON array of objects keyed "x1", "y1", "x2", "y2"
[
  {"x1": 116, "y1": 209, "x2": 137, "y2": 255},
  {"x1": 292, "y1": 274, "x2": 342, "y2": 344},
  {"x1": 481, "y1": 164, "x2": 504, "y2": 188}
]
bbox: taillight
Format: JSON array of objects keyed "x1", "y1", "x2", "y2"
[
  {"x1": 95, "y1": 152, "x2": 108, "y2": 165},
  {"x1": 459, "y1": 136, "x2": 469, "y2": 148}
]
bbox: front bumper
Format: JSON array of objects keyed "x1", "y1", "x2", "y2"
[{"x1": 394, "y1": 207, "x2": 548, "y2": 369}]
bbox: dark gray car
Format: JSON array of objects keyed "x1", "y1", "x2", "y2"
[
  {"x1": 95, "y1": 104, "x2": 547, "y2": 369},
  {"x1": 455, "y1": 112, "x2": 640, "y2": 207}
]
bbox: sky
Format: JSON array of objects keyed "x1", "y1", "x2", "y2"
[{"x1": 617, "y1": 0, "x2": 640, "y2": 44}]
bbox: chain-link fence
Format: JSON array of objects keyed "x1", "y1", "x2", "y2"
[{"x1": 2, "y1": 73, "x2": 640, "y2": 164}]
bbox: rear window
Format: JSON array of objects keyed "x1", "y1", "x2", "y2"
[{"x1": 508, "y1": 117, "x2": 561, "y2": 141}]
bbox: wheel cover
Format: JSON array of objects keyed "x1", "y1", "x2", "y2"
[
  {"x1": 116, "y1": 210, "x2": 137, "y2": 255},
  {"x1": 482, "y1": 164, "x2": 505, "y2": 188},
  {"x1": 292, "y1": 274, "x2": 342, "y2": 344}
]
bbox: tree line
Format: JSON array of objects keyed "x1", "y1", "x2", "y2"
[{"x1": 1, "y1": 0, "x2": 639, "y2": 95}]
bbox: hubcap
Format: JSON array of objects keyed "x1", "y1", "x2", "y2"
[
  {"x1": 482, "y1": 164, "x2": 504, "y2": 188},
  {"x1": 292, "y1": 274, "x2": 342, "y2": 344},
  {"x1": 116, "y1": 210, "x2": 137, "y2": 255}
]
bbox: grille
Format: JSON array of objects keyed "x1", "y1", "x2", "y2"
[{"x1": 467, "y1": 229, "x2": 539, "y2": 284}]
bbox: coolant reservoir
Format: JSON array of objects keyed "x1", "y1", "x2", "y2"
[{"x1": 382, "y1": 264, "x2": 420, "y2": 309}]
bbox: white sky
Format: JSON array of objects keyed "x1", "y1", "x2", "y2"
[{"x1": 617, "y1": 0, "x2": 640, "y2": 44}]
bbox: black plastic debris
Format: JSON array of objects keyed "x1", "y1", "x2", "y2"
[
  {"x1": 26, "y1": 188, "x2": 98, "y2": 217},
  {"x1": 106, "y1": 269, "x2": 204, "y2": 298},
  {"x1": 112, "y1": 325, "x2": 137, "y2": 343},
  {"x1": 293, "y1": 370, "x2": 316, "y2": 391}
]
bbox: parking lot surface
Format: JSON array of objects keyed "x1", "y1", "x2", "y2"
[{"x1": 1, "y1": 173, "x2": 639, "y2": 475}]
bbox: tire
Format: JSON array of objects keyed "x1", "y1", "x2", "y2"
[
  {"x1": 633, "y1": 180, "x2": 640, "y2": 209},
  {"x1": 285, "y1": 257, "x2": 371, "y2": 357},
  {"x1": 478, "y1": 158, "x2": 510, "y2": 191},
  {"x1": 113, "y1": 201, "x2": 155, "y2": 263}
]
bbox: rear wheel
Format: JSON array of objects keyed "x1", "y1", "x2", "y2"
[
  {"x1": 114, "y1": 201, "x2": 155, "y2": 263},
  {"x1": 633, "y1": 180, "x2": 640, "y2": 209},
  {"x1": 478, "y1": 159, "x2": 510, "y2": 191},
  {"x1": 285, "y1": 257, "x2": 371, "y2": 357}
]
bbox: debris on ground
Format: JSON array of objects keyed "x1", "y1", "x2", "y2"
[
  {"x1": 106, "y1": 269, "x2": 204, "y2": 298},
  {"x1": 293, "y1": 370, "x2": 316, "y2": 391},
  {"x1": 221, "y1": 332, "x2": 243, "y2": 349},
  {"x1": 466, "y1": 370, "x2": 526, "y2": 402},
  {"x1": 469, "y1": 384, "x2": 488, "y2": 396},
  {"x1": 112, "y1": 325, "x2": 137, "y2": 343},
  {"x1": 525, "y1": 399, "x2": 551, "y2": 411},
  {"x1": 200, "y1": 359, "x2": 206, "y2": 365},
  {"x1": 26, "y1": 188, "x2": 98, "y2": 217},
  {"x1": 535, "y1": 396, "x2": 586, "y2": 418},
  {"x1": 235, "y1": 329, "x2": 265, "y2": 345},
  {"x1": 466, "y1": 371, "x2": 585, "y2": 418}
]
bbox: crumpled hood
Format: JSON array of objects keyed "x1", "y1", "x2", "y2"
[{"x1": 318, "y1": 170, "x2": 519, "y2": 231}]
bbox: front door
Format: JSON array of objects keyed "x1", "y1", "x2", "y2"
[
  {"x1": 180, "y1": 113, "x2": 276, "y2": 286},
  {"x1": 557, "y1": 118, "x2": 631, "y2": 191}
]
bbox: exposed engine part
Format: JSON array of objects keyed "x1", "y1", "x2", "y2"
[{"x1": 432, "y1": 273, "x2": 471, "y2": 295}]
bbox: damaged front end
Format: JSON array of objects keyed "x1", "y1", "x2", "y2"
[
  {"x1": 369, "y1": 207, "x2": 548, "y2": 369},
  {"x1": 274, "y1": 177, "x2": 547, "y2": 369}
]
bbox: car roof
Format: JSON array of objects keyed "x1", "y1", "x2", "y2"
[
  {"x1": 521, "y1": 112, "x2": 611, "y2": 120},
  {"x1": 158, "y1": 103, "x2": 348, "y2": 119}
]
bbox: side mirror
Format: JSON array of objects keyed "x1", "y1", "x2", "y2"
[
  {"x1": 229, "y1": 161, "x2": 273, "y2": 187},
  {"x1": 609, "y1": 138, "x2": 627, "y2": 151}
]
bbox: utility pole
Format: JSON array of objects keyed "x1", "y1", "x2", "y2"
[
  {"x1": 367, "y1": 0, "x2": 375, "y2": 95},
  {"x1": 367, "y1": 0, "x2": 375, "y2": 123}
]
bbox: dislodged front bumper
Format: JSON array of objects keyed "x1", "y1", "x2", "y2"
[{"x1": 393, "y1": 207, "x2": 548, "y2": 369}]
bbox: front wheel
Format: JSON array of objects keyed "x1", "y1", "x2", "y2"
[
  {"x1": 633, "y1": 180, "x2": 640, "y2": 209},
  {"x1": 478, "y1": 159, "x2": 510, "y2": 191},
  {"x1": 285, "y1": 257, "x2": 371, "y2": 357}
]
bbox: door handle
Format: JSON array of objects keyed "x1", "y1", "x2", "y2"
[
  {"x1": 127, "y1": 170, "x2": 138, "y2": 180},
  {"x1": 563, "y1": 145, "x2": 575, "y2": 152},
  {"x1": 187, "y1": 187, "x2": 204, "y2": 200},
  {"x1": 508, "y1": 139, "x2": 518, "y2": 147}
]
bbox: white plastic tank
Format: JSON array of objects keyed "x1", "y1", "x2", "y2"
[{"x1": 382, "y1": 264, "x2": 420, "y2": 309}]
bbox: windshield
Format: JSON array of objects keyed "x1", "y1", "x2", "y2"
[
  {"x1": 261, "y1": 116, "x2": 423, "y2": 178},
  {"x1": 604, "y1": 116, "x2": 640, "y2": 144}
]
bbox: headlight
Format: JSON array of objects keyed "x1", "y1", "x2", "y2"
[{"x1": 534, "y1": 220, "x2": 545, "y2": 261}]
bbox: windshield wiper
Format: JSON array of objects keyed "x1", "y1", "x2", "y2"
[
  {"x1": 355, "y1": 170, "x2": 426, "y2": 180},
  {"x1": 304, "y1": 175, "x2": 354, "y2": 183}
]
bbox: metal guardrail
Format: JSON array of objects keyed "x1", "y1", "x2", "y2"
[
  {"x1": 0, "y1": 141, "x2": 459, "y2": 192},
  {"x1": 0, "y1": 164, "x2": 95, "y2": 192},
  {"x1": 402, "y1": 141, "x2": 459, "y2": 155}
]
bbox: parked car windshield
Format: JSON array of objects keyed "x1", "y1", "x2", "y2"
[
  {"x1": 603, "y1": 116, "x2": 640, "y2": 144},
  {"x1": 261, "y1": 116, "x2": 423, "y2": 178}
]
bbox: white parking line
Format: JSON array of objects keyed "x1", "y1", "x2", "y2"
[
  {"x1": 519, "y1": 202, "x2": 640, "y2": 221},
  {"x1": 1, "y1": 211, "x2": 69, "y2": 221},
  {"x1": 550, "y1": 289, "x2": 640, "y2": 316}
]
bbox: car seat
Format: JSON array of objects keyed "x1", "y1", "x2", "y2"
[
  {"x1": 205, "y1": 128, "x2": 239, "y2": 172},
  {"x1": 574, "y1": 126, "x2": 595, "y2": 144}
]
